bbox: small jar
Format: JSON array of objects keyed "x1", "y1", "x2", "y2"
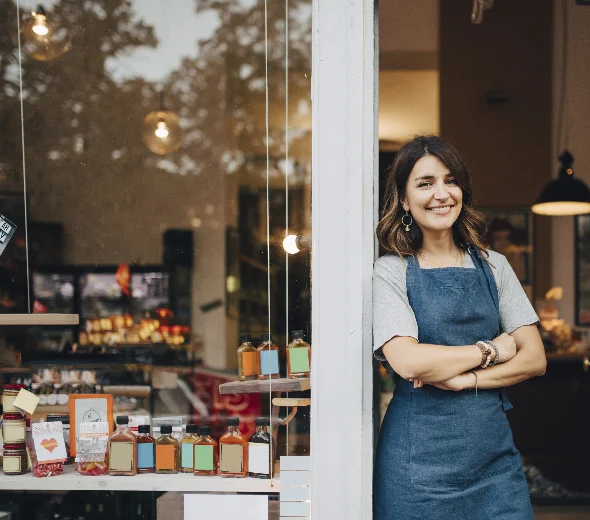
[
  {"x1": 2, "y1": 384, "x2": 25, "y2": 413},
  {"x1": 2, "y1": 413, "x2": 26, "y2": 444},
  {"x1": 2, "y1": 443, "x2": 28, "y2": 475}
]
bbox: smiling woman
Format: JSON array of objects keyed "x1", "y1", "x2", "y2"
[{"x1": 373, "y1": 135, "x2": 546, "y2": 520}]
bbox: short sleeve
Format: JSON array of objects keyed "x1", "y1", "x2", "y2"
[
  {"x1": 494, "y1": 253, "x2": 539, "y2": 333},
  {"x1": 372, "y1": 256, "x2": 418, "y2": 361}
]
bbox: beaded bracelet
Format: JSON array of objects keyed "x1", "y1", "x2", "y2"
[
  {"x1": 476, "y1": 341, "x2": 492, "y2": 369},
  {"x1": 485, "y1": 340, "x2": 500, "y2": 366}
]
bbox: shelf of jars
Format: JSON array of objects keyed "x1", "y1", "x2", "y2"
[{"x1": 0, "y1": 464, "x2": 280, "y2": 493}]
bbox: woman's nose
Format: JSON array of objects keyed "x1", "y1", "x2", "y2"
[{"x1": 434, "y1": 181, "x2": 450, "y2": 200}]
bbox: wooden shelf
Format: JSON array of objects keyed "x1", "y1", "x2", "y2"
[
  {"x1": 219, "y1": 377, "x2": 310, "y2": 395},
  {"x1": 0, "y1": 314, "x2": 79, "y2": 326},
  {"x1": 0, "y1": 465, "x2": 280, "y2": 493}
]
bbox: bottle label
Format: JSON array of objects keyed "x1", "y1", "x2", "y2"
[
  {"x1": 248, "y1": 443, "x2": 270, "y2": 475},
  {"x1": 137, "y1": 443, "x2": 155, "y2": 469},
  {"x1": 156, "y1": 444, "x2": 176, "y2": 470},
  {"x1": 109, "y1": 442, "x2": 134, "y2": 471},
  {"x1": 194, "y1": 444, "x2": 214, "y2": 471},
  {"x1": 220, "y1": 444, "x2": 243, "y2": 473},
  {"x1": 289, "y1": 347, "x2": 310, "y2": 374},
  {"x1": 242, "y1": 351, "x2": 257, "y2": 376},
  {"x1": 181, "y1": 443, "x2": 194, "y2": 469},
  {"x1": 259, "y1": 350, "x2": 279, "y2": 375}
]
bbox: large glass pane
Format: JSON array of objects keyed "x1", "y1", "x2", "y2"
[{"x1": 0, "y1": 0, "x2": 311, "y2": 514}]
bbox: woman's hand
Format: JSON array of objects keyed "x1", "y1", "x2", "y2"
[
  {"x1": 409, "y1": 372, "x2": 474, "y2": 391},
  {"x1": 491, "y1": 333, "x2": 517, "y2": 363}
]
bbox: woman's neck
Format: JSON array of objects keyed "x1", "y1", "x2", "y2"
[{"x1": 420, "y1": 229, "x2": 457, "y2": 257}]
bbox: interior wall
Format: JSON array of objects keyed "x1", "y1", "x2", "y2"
[
  {"x1": 551, "y1": 1, "x2": 590, "y2": 325},
  {"x1": 439, "y1": 0, "x2": 553, "y2": 300}
]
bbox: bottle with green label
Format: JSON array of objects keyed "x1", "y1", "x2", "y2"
[
  {"x1": 286, "y1": 330, "x2": 311, "y2": 378},
  {"x1": 193, "y1": 426, "x2": 218, "y2": 476},
  {"x1": 180, "y1": 424, "x2": 200, "y2": 473}
]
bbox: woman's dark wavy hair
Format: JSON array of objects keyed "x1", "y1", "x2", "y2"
[{"x1": 377, "y1": 135, "x2": 488, "y2": 258}]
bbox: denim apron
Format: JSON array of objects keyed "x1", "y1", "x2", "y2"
[{"x1": 374, "y1": 250, "x2": 533, "y2": 520}]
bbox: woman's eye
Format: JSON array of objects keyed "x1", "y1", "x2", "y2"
[
  {"x1": 418, "y1": 182, "x2": 431, "y2": 188},
  {"x1": 446, "y1": 178, "x2": 458, "y2": 185}
]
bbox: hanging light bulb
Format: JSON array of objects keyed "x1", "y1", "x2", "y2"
[
  {"x1": 283, "y1": 234, "x2": 311, "y2": 255},
  {"x1": 21, "y1": 4, "x2": 71, "y2": 61},
  {"x1": 154, "y1": 119, "x2": 170, "y2": 139},
  {"x1": 142, "y1": 92, "x2": 183, "y2": 155},
  {"x1": 32, "y1": 8, "x2": 49, "y2": 36}
]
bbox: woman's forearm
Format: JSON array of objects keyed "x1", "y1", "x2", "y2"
[
  {"x1": 382, "y1": 339, "x2": 483, "y2": 382},
  {"x1": 467, "y1": 347, "x2": 545, "y2": 389}
]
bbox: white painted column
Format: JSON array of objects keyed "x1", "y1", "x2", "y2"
[{"x1": 310, "y1": 0, "x2": 377, "y2": 518}]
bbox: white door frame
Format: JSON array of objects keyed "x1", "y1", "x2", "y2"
[{"x1": 310, "y1": 0, "x2": 378, "y2": 517}]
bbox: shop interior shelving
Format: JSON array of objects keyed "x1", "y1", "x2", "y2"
[
  {"x1": 218, "y1": 377, "x2": 310, "y2": 395},
  {"x1": 0, "y1": 465, "x2": 280, "y2": 493}
]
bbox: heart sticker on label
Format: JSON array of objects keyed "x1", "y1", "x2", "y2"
[{"x1": 41, "y1": 438, "x2": 59, "y2": 452}]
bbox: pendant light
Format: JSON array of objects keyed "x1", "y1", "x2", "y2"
[
  {"x1": 142, "y1": 92, "x2": 183, "y2": 156},
  {"x1": 20, "y1": 4, "x2": 72, "y2": 61},
  {"x1": 532, "y1": 0, "x2": 590, "y2": 216}
]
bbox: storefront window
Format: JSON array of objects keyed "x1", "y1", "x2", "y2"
[{"x1": 0, "y1": 0, "x2": 311, "y2": 516}]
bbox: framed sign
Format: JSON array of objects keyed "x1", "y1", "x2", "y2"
[{"x1": 69, "y1": 394, "x2": 113, "y2": 456}]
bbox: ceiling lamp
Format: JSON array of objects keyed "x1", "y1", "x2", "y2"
[
  {"x1": 532, "y1": 0, "x2": 590, "y2": 216},
  {"x1": 21, "y1": 4, "x2": 71, "y2": 61},
  {"x1": 532, "y1": 151, "x2": 590, "y2": 216},
  {"x1": 142, "y1": 92, "x2": 183, "y2": 156}
]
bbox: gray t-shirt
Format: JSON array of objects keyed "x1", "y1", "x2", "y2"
[{"x1": 372, "y1": 250, "x2": 539, "y2": 361}]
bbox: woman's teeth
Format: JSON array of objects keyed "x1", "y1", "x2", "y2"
[{"x1": 427, "y1": 205, "x2": 453, "y2": 214}]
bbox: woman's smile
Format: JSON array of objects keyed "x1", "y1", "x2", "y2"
[{"x1": 426, "y1": 204, "x2": 455, "y2": 215}]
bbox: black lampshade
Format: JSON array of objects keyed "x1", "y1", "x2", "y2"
[{"x1": 532, "y1": 150, "x2": 590, "y2": 216}]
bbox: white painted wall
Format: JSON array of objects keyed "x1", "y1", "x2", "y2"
[{"x1": 550, "y1": 1, "x2": 590, "y2": 325}]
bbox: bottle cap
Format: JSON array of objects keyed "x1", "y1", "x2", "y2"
[
  {"x1": 160, "y1": 425, "x2": 172, "y2": 434},
  {"x1": 292, "y1": 330, "x2": 304, "y2": 340},
  {"x1": 199, "y1": 426, "x2": 211, "y2": 436},
  {"x1": 116, "y1": 415, "x2": 129, "y2": 425},
  {"x1": 226, "y1": 417, "x2": 239, "y2": 427},
  {"x1": 186, "y1": 424, "x2": 198, "y2": 434},
  {"x1": 239, "y1": 334, "x2": 252, "y2": 345},
  {"x1": 260, "y1": 333, "x2": 272, "y2": 342},
  {"x1": 255, "y1": 417, "x2": 269, "y2": 426},
  {"x1": 138, "y1": 425, "x2": 151, "y2": 434}
]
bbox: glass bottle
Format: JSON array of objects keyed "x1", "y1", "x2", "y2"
[
  {"x1": 155, "y1": 425, "x2": 179, "y2": 474},
  {"x1": 193, "y1": 425, "x2": 218, "y2": 476},
  {"x1": 180, "y1": 424, "x2": 199, "y2": 473},
  {"x1": 237, "y1": 334, "x2": 258, "y2": 381},
  {"x1": 219, "y1": 417, "x2": 248, "y2": 478},
  {"x1": 136, "y1": 424, "x2": 155, "y2": 474},
  {"x1": 108, "y1": 415, "x2": 137, "y2": 476},
  {"x1": 286, "y1": 330, "x2": 311, "y2": 378},
  {"x1": 248, "y1": 417, "x2": 272, "y2": 479},
  {"x1": 257, "y1": 333, "x2": 280, "y2": 380}
]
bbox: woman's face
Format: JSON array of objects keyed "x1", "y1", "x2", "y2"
[{"x1": 402, "y1": 155, "x2": 463, "y2": 233}]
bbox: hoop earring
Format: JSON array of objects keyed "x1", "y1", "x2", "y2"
[{"x1": 401, "y1": 211, "x2": 413, "y2": 232}]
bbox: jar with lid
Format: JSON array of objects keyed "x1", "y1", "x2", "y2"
[
  {"x1": 2, "y1": 443, "x2": 28, "y2": 475},
  {"x1": 2, "y1": 384, "x2": 25, "y2": 413},
  {"x1": 2, "y1": 413, "x2": 26, "y2": 444}
]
